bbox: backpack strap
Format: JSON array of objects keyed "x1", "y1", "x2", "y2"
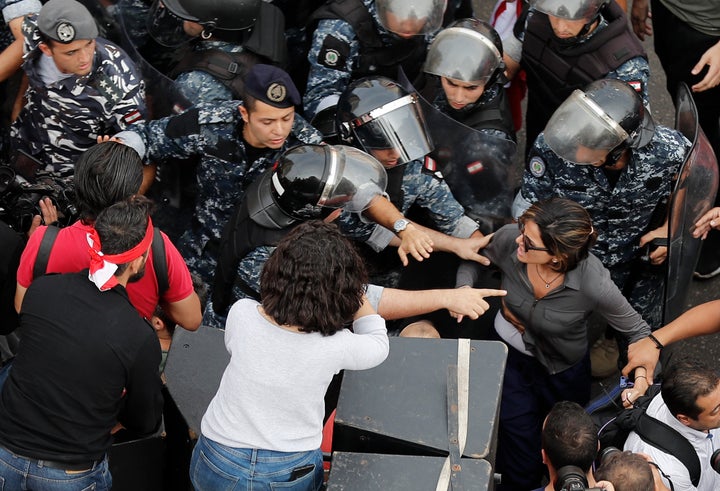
[
  {"x1": 152, "y1": 227, "x2": 169, "y2": 298},
  {"x1": 635, "y1": 412, "x2": 701, "y2": 487},
  {"x1": 33, "y1": 225, "x2": 60, "y2": 279}
]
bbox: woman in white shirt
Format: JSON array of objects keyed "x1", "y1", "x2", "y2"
[{"x1": 190, "y1": 220, "x2": 390, "y2": 491}]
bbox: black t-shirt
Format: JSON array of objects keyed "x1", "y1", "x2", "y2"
[{"x1": 0, "y1": 271, "x2": 163, "y2": 463}]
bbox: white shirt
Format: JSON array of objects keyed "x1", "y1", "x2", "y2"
[
  {"x1": 625, "y1": 394, "x2": 720, "y2": 491},
  {"x1": 201, "y1": 299, "x2": 389, "y2": 452}
]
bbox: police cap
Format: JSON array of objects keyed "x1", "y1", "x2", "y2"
[
  {"x1": 38, "y1": 0, "x2": 99, "y2": 43},
  {"x1": 243, "y1": 64, "x2": 300, "y2": 108}
]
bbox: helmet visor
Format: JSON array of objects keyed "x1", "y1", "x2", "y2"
[
  {"x1": 544, "y1": 90, "x2": 628, "y2": 165},
  {"x1": 323, "y1": 146, "x2": 388, "y2": 213},
  {"x1": 531, "y1": 0, "x2": 603, "y2": 20},
  {"x1": 352, "y1": 94, "x2": 433, "y2": 166},
  {"x1": 424, "y1": 26, "x2": 501, "y2": 84},
  {"x1": 147, "y1": 0, "x2": 195, "y2": 48},
  {"x1": 377, "y1": 0, "x2": 447, "y2": 36}
]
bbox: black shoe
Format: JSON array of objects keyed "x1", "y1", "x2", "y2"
[{"x1": 694, "y1": 230, "x2": 720, "y2": 280}]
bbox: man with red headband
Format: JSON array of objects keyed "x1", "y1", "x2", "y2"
[{"x1": 0, "y1": 195, "x2": 164, "y2": 491}]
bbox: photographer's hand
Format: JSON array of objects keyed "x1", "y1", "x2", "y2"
[
  {"x1": 27, "y1": 197, "x2": 59, "y2": 236},
  {"x1": 594, "y1": 480, "x2": 616, "y2": 491}
]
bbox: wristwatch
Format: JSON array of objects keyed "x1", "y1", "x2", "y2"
[{"x1": 393, "y1": 218, "x2": 410, "y2": 233}]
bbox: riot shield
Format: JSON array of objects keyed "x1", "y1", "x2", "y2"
[
  {"x1": 398, "y1": 71, "x2": 518, "y2": 232},
  {"x1": 116, "y1": 2, "x2": 192, "y2": 118},
  {"x1": 664, "y1": 83, "x2": 719, "y2": 323}
]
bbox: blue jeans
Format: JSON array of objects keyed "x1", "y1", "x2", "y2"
[
  {"x1": 0, "y1": 445, "x2": 111, "y2": 491},
  {"x1": 190, "y1": 435, "x2": 323, "y2": 491}
]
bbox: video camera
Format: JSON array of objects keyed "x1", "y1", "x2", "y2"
[{"x1": 0, "y1": 166, "x2": 77, "y2": 233}]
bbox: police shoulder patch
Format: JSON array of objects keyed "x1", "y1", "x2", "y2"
[
  {"x1": 529, "y1": 156, "x2": 546, "y2": 178},
  {"x1": 318, "y1": 35, "x2": 350, "y2": 71}
]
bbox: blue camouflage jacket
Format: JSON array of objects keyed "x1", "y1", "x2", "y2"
[
  {"x1": 518, "y1": 127, "x2": 690, "y2": 268},
  {"x1": 128, "y1": 100, "x2": 323, "y2": 258}
]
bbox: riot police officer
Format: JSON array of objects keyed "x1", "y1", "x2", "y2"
[
  {"x1": 304, "y1": 0, "x2": 446, "y2": 120},
  {"x1": 422, "y1": 18, "x2": 518, "y2": 232},
  {"x1": 206, "y1": 143, "x2": 505, "y2": 331},
  {"x1": 121, "y1": 64, "x2": 323, "y2": 288},
  {"x1": 206, "y1": 143, "x2": 387, "y2": 327},
  {"x1": 147, "y1": 0, "x2": 287, "y2": 104},
  {"x1": 504, "y1": 0, "x2": 649, "y2": 157},
  {"x1": 514, "y1": 79, "x2": 690, "y2": 373},
  {"x1": 335, "y1": 75, "x2": 489, "y2": 288}
]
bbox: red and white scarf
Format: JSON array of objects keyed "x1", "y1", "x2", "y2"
[{"x1": 87, "y1": 219, "x2": 153, "y2": 291}]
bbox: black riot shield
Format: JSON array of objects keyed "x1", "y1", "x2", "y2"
[
  {"x1": 116, "y1": 3, "x2": 192, "y2": 119},
  {"x1": 398, "y1": 72, "x2": 517, "y2": 233},
  {"x1": 664, "y1": 83, "x2": 719, "y2": 323}
]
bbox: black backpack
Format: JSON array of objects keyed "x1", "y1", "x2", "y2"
[
  {"x1": 33, "y1": 225, "x2": 169, "y2": 297},
  {"x1": 588, "y1": 383, "x2": 701, "y2": 487}
]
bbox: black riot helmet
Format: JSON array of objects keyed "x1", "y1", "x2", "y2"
[
  {"x1": 148, "y1": 0, "x2": 260, "y2": 46},
  {"x1": 424, "y1": 18, "x2": 506, "y2": 87},
  {"x1": 336, "y1": 76, "x2": 434, "y2": 167},
  {"x1": 247, "y1": 144, "x2": 388, "y2": 229},
  {"x1": 543, "y1": 78, "x2": 655, "y2": 165}
]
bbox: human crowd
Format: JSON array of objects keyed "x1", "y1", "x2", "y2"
[{"x1": 0, "y1": 0, "x2": 719, "y2": 490}]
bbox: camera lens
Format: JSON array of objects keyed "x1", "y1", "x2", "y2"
[{"x1": 711, "y1": 449, "x2": 720, "y2": 474}]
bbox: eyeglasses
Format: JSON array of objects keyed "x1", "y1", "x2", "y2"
[{"x1": 519, "y1": 221, "x2": 551, "y2": 253}]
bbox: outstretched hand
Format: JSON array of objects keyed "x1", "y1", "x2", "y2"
[
  {"x1": 453, "y1": 233, "x2": 493, "y2": 265},
  {"x1": 447, "y1": 286, "x2": 507, "y2": 322},
  {"x1": 691, "y1": 41, "x2": 720, "y2": 93},
  {"x1": 396, "y1": 224, "x2": 434, "y2": 266}
]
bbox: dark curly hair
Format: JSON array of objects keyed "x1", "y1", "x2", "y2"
[
  {"x1": 520, "y1": 197, "x2": 597, "y2": 273},
  {"x1": 73, "y1": 142, "x2": 143, "y2": 225},
  {"x1": 260, "y1": 220, "x2": 368, "y2": 336}
]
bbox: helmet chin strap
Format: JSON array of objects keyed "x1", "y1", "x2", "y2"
[{"x1": 600, "y1": 145, "x2": 625, "y2": 168}]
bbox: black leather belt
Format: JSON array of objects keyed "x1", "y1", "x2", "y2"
[
  {"x1": 37, "y1": 459, "x2": 99, "y2": 471},
  {"x1": 15, "y1": 453, "x2": 100, "y2": 472}
]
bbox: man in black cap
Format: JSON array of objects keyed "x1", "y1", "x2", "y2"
[
  {"x1": 10, "y1": 0, "x2": 147, "y2": 179},
  {"x1": 121, "y1": 63, "x2": 323, "y2": 287}
]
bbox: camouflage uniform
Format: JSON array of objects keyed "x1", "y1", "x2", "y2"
[
  {"x1": 304, "y1": 0, "x2": 434, "y2": 119},
  {"x1": 0, "y1": 0, "x2": 40, "y2": 161},
  {"x1": 127, "y1": 100, "x2": 323, "y2": 285},
  {"x1": 11, "y1": 13, "x2": 146, "y2": 176},
  {"x1": 338, "y1": 159, "x2": 478, "y2": 251},
  {"x1": 516, "y1": 126, "x2": 691, "y2": 328}
]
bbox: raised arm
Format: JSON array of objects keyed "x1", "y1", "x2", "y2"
[{"x1": 623, "y1": 300, "x2": 720, "y2": 382}]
